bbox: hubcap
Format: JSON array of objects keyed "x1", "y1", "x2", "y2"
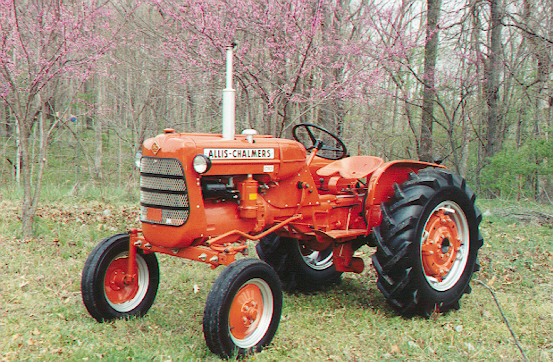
[
  {"x1": 104, "y1": 252, "x2": 149, "y2": 312},
  {"x1": 229, "y1": 279, "x2": 273, "y2": 348},
  {"x1": 420, "y1": 201, "x2": 469, "y2": 291},
  {"x1": 299, "y1": 243, "x2": 334, "y2": 271}
]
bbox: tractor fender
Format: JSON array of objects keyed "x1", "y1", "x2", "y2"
[{"x1": 364, "y1": 160, "x2": 445, "y2": 231}]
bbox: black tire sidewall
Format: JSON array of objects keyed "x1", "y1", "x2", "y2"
[
  {"x1": 206, "y1": 260, "x2": 282, "y2": 358},
  {"x1": 412, "y1": 186, "x2": 479, "y2": 308}
]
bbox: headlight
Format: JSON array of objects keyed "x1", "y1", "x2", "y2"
[
  {"x1": 193, "y1": 154, "x2": 212, "y2": 174},
  {"x1": 135, "y1": 151, "x2": 142, "y2": 169}
]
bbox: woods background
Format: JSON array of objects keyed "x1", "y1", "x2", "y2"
[{"x1": 1, "y1": 0, "x2": 552, "y2": 236}]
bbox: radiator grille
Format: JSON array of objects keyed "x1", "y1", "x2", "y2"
[
  {"x1": 140, "y1": 157, "x2": 183, "y2": 177},
  {"x1": 140, "y1": 157, "x2": 189, "y2": 226},
  {"x1": 141, "y1": 176, "x2": 187, "y2": 192},
  {"x1": 140, "y1": 190, "x2": 189, "y2": 208}
]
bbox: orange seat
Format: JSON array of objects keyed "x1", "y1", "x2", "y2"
[{"x1": 316, "y1": 156, "x2": 384, "y2": 180}]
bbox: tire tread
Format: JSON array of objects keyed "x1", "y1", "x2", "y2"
[
  {"x1": 203, "y1": 259, "x2": 282, "y2": 358},
  {"x1": 372, "y1": 167, "x2": 483, "y2": 316}
]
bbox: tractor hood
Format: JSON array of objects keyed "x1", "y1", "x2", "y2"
[{"x1": 143, "y1": 130, "x2": 307, "y2": 181}]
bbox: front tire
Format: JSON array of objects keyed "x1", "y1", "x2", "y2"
[
  {"x1": 203, "y1": 259, "x2": 282, "y2": 358},
  {"x1": 81, "y1": 233, "x2": 160, "y2": 322},
  {"x1": 372, "y1": 168, "x2": 483, "y2": 317},
  {"x1": 256, "y1": 233, "x2": 342, "y2": 291}
]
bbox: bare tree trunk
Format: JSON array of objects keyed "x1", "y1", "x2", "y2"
[
  {"x1": 20, "y1": 128, "x2": 33, "y2": 237},
  {"x1": 484, "y1": 0, "x2": 503, "y2": 160},
  {"x1": 92, "y1": 80, "x2": 103, "y2": 181},
  {"x1": 419, "y1": 0, "x2": 442, "y2": 162},
  {"x1": 19, "y1": 95, "x2": 52, "y2": 237},
  {"x1": 15, "y1": 115, "x2": 21, "y2": 184}
]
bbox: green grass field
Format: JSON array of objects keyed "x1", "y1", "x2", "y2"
[{"x1": 1, "y1": 189, "x2": 551, "y2": 361}]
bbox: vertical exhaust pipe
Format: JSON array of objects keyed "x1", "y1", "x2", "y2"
[{"x1": 222, "y1": 43, "x2": 236, "y2": 140}]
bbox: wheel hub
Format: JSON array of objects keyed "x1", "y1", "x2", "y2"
[
  {"x1": 105, "y1": 257, "x2": 139, "y2": 304},
  {"x1": 421, "y1": 208, "x2": 461, "y2": 281},
  {"x1": 441, "y1": 238, "x2": 450, "y2": 254},
  {"x1": 229, "y1": 284, "x2": 264, "y2": 340}
]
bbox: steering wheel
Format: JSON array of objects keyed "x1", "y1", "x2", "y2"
[{"x1": 292, "y1": 123, "x2": 348, "y2": 160}]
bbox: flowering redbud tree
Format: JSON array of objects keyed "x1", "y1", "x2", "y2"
[
  {"x1": 0, "y1": 0, "x2": 121, "y2": 237},
  {"x1": 145, "y1": 0, "x2": 385, "y2": 136}
]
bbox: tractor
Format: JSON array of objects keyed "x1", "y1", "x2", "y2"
[{"x1": 81, "y1": 45, "x2": 483, "y2": 358}]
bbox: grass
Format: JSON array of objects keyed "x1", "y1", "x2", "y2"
[{"x1": 1, "y1": 189, "x2": 552, "y2": 361}]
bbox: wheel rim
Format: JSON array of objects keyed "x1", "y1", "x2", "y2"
[
  {"x1": 104, "y1": 252, "x2": 149, "y2": 312},
  {"x1": 420, "y1": 201, "x2": 470, "y2": 291},
  {"x1": 229, "y1": 278, "x2": 274, "y2": 348},
  {"x1": 298, "y1": 243, "x2": 334, "y2": 271}
]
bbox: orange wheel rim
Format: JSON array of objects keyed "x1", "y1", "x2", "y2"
[
  {"x1": 229, "y1": 283, "x2": 264, "y2": 340},
  {"x1": 104, "y1": 256, "x2": 139, "y2": 305},
  {"x1": 420, "y1": 201, "x2": 470, "y2": 291},
  {"x1": 421, "y1": 208, "x2": 460, "y2": 280}
]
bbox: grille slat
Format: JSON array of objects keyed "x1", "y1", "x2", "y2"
[
  {"x1": 140, "y1": 157, "x2": 183, "y2": 176},
  {"x1": 141, "y1": 176, "x2": 187, "y2": 192},
  {"x1": 140, "y1": 157, "x2": 190, "y2": 226},
  {"x1": 141, "y1": 190, "x2": 189, "y2": 208}
]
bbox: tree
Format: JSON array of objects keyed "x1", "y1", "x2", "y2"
[
  {"x1": 139, "y1": 0, "x2": 380, "y2": 137},
  {"x1": 484, "y1": 0, "x2": 504, "y2": 160},
  {"x1": 419, "y1": 0, "x2": 442, "y2": 162},
  {"x1": 0, "y1": 0, "x2": 119, "y2": 237}
]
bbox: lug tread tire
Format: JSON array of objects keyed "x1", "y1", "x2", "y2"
[
  {"x1": 256, "y1": 234, "x2": 342, "y2": 292},
  {"x1": 203, "y1": 259, "x2": 282, "y2": 359},
  {"x1": 81, "y1": 233, "x2": 159, "y2": 322},
  {"x1": 372, "y1": 168, "x2": 483, "y2": 317}
]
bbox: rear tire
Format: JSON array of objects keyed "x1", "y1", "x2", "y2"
[
  {"x1": 256, "y1": 233, "x2": 342, "y2": 291},
  {"x1": 203, "y1": 259, "x2": 282, "y2": 358},
  {"x1": 81, "y1": 234, "x2": 159, "y2": 321},
  {"x1": 372, "y1": 168, "x2": 483, "y2": 317}
]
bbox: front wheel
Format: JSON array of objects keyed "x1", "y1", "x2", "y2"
[
  {"x1": 81, "y1": 233, "x2": 160, "y2": 322},
  {"x1": 203, "y1": 259, "x2": 283, "y2": 358},
  {"x1": 372, "y1": 168, "x2": 483, "y2": 317}
]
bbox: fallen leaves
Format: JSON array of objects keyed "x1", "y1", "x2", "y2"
[{"x1": 33, "y1": 202, "x2": 139, "y2": 230}]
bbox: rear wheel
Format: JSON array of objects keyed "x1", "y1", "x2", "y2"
[
  {"x1": 256, "y1": 233, "x2": 342, "y2": 291},
  {"x1": 81, "y1": 234, "x2": 159, "y2": 321},
  {"x1": 203, "y1": 259, "x2": 282, "y2": 358},
  {"x1": 372, "y1": 168, "x2": 483, "y2": 317}
]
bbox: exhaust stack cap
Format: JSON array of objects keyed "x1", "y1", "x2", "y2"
[
  {"x1": 242, "y1": 129, "x2": 258, "y2": 144},
  {"x1": 222, "y1": 42, "x2": 237, "y2": 140}
]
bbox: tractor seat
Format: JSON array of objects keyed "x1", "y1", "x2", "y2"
[{"x1": 316, "y1": 156, "x2": 384, "y2": 180}]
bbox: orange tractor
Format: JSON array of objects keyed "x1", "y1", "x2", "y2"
[{"x1": 81, "y1": 46, "x2": 483, "y2": 358}]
